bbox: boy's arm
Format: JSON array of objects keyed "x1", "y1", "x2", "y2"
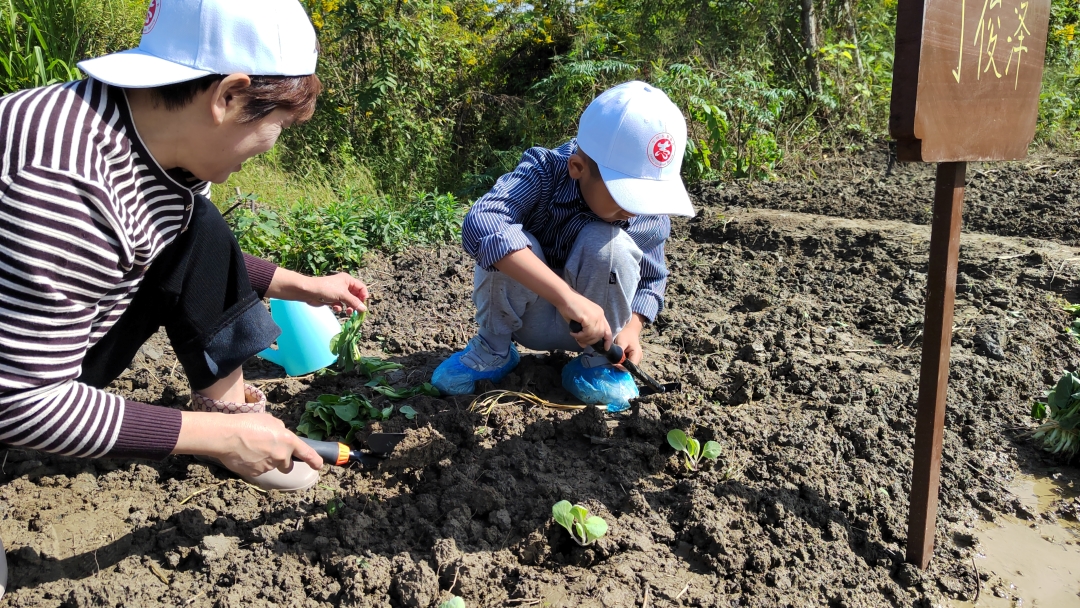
[
  {"x1": 628, "y1": 216, "x2": 672, "y2": 324},
  {"x1": 493, "y1": 249, "x2": 613, "y2": 350},
  {"x1": 462, "y1": 148, "x2": 551, "y2": 271},
  {"x1": 615, "y1": 217, "x2": 671, "y2": 364}
]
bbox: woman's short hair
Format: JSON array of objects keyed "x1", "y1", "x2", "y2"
[{"x1": 151, "y1": 73, "x2": 322, "y2": 123}]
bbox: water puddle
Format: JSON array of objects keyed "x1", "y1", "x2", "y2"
[{"x1": 951, "y1": 473, "x2": 1080, "y2": 608}]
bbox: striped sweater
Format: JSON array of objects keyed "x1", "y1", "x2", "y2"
[{"x1": 0, "y1": 79, "x2": 277, "y2": 461}]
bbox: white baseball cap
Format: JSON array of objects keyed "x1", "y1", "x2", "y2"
[
  {"x1": 576, "y1": 81, "x2": 695, "y2": 217},
  {"x1": 78, "y1": 0, "x2": 318, "y2": 88}
]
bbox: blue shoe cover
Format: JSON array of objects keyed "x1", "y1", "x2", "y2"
[
  {"x1": 561, "y1": 355, "x2": 639, "y2": 412},
  {"x1": 432, "y1": 337, "x2": 521, "y2": 395}
]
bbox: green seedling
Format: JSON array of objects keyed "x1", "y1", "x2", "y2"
[
  {"x1": 365, "y1": 377, "x2": 439, "y2": 400},
  {"x1": 330, "y1": 311, "x2": 367, "y2": 373},
  {"x1": 319, "y1": 484, "x2": 344, "y2": 518},
  {"x1": 357, "y1": 357, "x2": 403, "y2": 378},
  {"x1": 439, "y1": 598, "x2": 466, "y2": 608},
  {"x1": 399, "y1": 405, "x2": 418, "y2": 420},
  {"x1": 328, "y1": 312, "x2": 406, "y2": 377},
  {"x1": 667, "y1": 429, "x2": 722, "y2": 471},
  {"x1": 1031, "y1": 370, "x2": 1080, "y2": 458},
  {"x1": 1066, "y1": 319, "x2": 1080, "y2": 343},
  {"x1": 552, "y1": 500, "x2": 608, "y2": 546},
  {"x1": 297, "y1": 392, "x2": 393, "y2": 442}
]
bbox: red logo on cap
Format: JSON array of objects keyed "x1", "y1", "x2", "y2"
[
  {"x1": 648, "y1": 133, "x2": 675, "y2": 168},
  {"x1": 143, "y1": 0, "x2": 161, "y2": 35}
]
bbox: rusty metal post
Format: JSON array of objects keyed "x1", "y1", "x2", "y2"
[{"x1": 906, "y1": 161, "x2": 966, "y2": 569}]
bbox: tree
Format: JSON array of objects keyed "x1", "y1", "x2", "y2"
[{"x1": 800, "y1": 0, "x2": 822, "y2": 95}]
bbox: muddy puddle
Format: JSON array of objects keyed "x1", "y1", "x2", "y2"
[{"x1": 951, "y1": 472, "x2": 1080, "y2": 608}]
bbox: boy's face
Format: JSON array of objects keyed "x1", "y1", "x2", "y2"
[{"x1": 568, "y1": 151, "x2": 636, "y2": 223}]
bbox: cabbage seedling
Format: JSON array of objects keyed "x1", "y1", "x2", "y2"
[
  {"x1": 330, "y1": 311, "x2": 367, "y2": 373},
  {"x1": 1031, "y1": 370, "x2": 1080, "y2": 458},
  {"x1": 667, "y1": 429, "x2": 721, "y2": 471},
  {"x1": 552, "y1": 500, "x2": 608, "y2": 546}
]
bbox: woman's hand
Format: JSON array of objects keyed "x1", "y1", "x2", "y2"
[
  {"x1": 266, "y1": 267, "x2": 369, "y2": 314},
  {"x1": 174, "y1": 411, "x2": 323, "y2": 476},
  {"x1": 299, "y1": 273, "x2": 369, "y2": 314}
]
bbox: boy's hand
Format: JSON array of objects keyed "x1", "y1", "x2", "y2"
[
  {"x1": 615, "y1": 314, "x2": 646, "y2": 365},
  {"x1": 562, "y1": 293, "x2": 612, "y2": 350}
]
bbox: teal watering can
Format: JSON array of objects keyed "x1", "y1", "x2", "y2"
[{"x1": 258, "y1": 299, "x2": 340, "y2": 376}]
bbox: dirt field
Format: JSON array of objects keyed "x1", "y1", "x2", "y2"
[{"x1": 2, "y1": 146, "x2": 1079, "y2": 607}]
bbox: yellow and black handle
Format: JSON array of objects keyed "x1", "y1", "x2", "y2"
[{"x1": 301, "y1": 438, "x2": 355, "y2": 466}]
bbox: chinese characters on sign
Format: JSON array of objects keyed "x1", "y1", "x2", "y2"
[
  {"x1": 953, "y1": 0, "x2": 1032, "y2": 89},
  {"x1": 890, "y1": 0, "x2": 1049, "y2": 162}
]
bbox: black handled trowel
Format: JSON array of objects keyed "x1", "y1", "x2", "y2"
[{"x1": 297, "y1": 433, "x2": 406, "y2": 468}]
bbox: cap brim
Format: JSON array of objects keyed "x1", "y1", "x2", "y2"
[
  {"x1": 597, "y1": 164, "x2": 696, "y2": 217},
  {"x1": 78, "y1": 49, "x2": 214, "y2": 88}
]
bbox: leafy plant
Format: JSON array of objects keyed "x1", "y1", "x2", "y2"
[
  {"x1": 330, "y1": 310, "x2": 367, "y2": 373},
  {"x1": 0, "y1": 0, "x2": 82, "y2": 95},
  {"x1": 1067, "y1": 319, "x2": 1080, "y2": 343},
  {"x1": 365, "y1": 377, "x2": 439, "y2": 400},
  {"x1": 1031, "y1": 371, "x2": 1080, "y2": 459},
  {"x1": 439, "y1": 598, "x2": 466, "y2": 608},
  {"x1": 551, "y1": 500, "x2": 608, "y2": 547},
  {"x1": 356, "y1": 357, "x2": 403, "y2": 378},
  {"x1": 667, "y1": 429, "x2": 721, "y2": 472},
  {"x1": 297, "y1": 393, "x2": 393, "y2": 442}
]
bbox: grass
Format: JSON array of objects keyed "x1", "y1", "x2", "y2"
[
  {"x1": 210, "y1": 149, "x2": 379, "y2": 209},
  {"x1": 216, "y1": 149, "x2": 467, "y2": 276}
]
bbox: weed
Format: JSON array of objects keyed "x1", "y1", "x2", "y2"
[
  {"x1": 1031, "y1": 370, "x2": 1080, "y2": 459},
  {"x1": 228, "y1": 190, "x2": 464, "y2": 273},
  {"x1": 439, "y1": 598, "x2": 466, "y2": 608},
  {"x1": 667, "y1": 429, "x2": 721, "y2": 472},
  {"x1": 0, "y1": 0, "x2": 81, "y2": 94},
  {"x1": 552, "y1": 500, "x2": 608, "y2": 547}
]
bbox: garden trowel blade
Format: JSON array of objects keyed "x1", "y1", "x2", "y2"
[
  {"x1": 365, "y1": 432, "x2": 406, "y2": 455},
  {"x1": 638, "y1": 382, "x2": 682, "y2": 397}
]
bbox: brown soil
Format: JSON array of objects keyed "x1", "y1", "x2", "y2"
[{"x1": 3, "y1": 146, "x2": 1080, "y2": 607}]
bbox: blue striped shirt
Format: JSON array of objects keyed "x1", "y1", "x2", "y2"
[{"x1": 462, "y1": 140, "x2": 671, "y2": 322}]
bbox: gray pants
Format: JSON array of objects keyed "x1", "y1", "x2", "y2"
[{"x1": 473, "y1": 222, "x2": 642, "y2": 352}]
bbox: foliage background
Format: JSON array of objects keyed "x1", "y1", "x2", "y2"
[{"x1": 2, "y1": 0, "x2": 1078, "y2": 272}]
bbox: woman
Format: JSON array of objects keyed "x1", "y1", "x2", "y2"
[{"x1": 0, "y1": 0, "x2": 348, "y2": 499}]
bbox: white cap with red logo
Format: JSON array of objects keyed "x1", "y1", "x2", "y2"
[
  {"x1": 576, "y1": 81, "x2": 695, "y2": 217},
  {"x1": 78, "y1": 0, "x2": 318, "y2": 88}
]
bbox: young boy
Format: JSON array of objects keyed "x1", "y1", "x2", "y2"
[{"x1": 432, "y1": 81, "x2": 695, "y2": 410}]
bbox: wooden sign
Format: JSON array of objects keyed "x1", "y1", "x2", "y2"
[
  {"x1": 888, "y1": 0, "x2": 1050, "y2": 570},
  {"x1": 891, "y1": 0, "x2": 1051, "y2": 161}
]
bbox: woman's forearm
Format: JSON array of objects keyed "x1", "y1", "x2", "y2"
[{"x1": 264, "y1": 267, "x2": 314, "y2": 301}]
